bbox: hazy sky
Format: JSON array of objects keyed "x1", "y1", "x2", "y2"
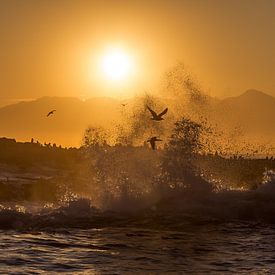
[{"x1": 1, "y1": 0, "x2": 275, "y2": 104}]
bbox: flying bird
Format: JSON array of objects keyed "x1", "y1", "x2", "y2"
[
  {"x1": 146, "y1": 105, "x2": 168, "y2": 121},
  {"x1": 121, "y1": 103, "x2": 128, "y2": 107},
  {"x1": 147, "y1": 136, "x2": 162, "y2": 150},
  {"x1": 46, "y1": 110, "x2": 56, "y2": 117}
]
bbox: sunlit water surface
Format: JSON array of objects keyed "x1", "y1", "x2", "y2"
[{"x1": 1, "y1": 223, "x2": 275, "y2": 274}]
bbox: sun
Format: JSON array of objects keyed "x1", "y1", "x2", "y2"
[{"x1": 100, "y1": 48, "x2": 133, "y2": 82}]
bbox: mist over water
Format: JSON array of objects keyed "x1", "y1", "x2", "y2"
[{"x1": 1, "y1": 64, "x2": 275, "y2": 225}]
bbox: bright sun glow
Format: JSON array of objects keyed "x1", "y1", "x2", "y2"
[{"x1": 100, "y1": 48, "x2": 132, "y2": 82}]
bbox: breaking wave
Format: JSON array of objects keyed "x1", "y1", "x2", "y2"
[{"x1": 1, "y1": 168, "x2": 275, "y2": 230}]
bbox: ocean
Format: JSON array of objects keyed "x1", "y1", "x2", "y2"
[{"x1": 1, "y1": 177, "x2": 275, "y2": 274}]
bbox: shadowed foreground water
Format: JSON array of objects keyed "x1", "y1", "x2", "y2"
[{"x1": 1, "y1": 223, "x2": 275, "y2": 274}]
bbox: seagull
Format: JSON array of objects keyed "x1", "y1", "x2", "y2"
[
  {"x1": 146, "y1": 105, "x2": 168, "y2": 121},
  {"x1": 147, "y1": 136, "x2": 162, "y2": 150},
  {"x1": 46, "y1": 110, "x2": 56, "y2": 117},
  {"x1": 121, "y1": 103, "x2": 128, "y2": 107}
]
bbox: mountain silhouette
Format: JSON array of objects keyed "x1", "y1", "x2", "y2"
[
  {"x1": 214, "y1": 89, "x2": 275, "y2": 140},
  {"x1": 0, "y1": 90, "x2": 274, "y2": 147},
  {"x1": 0, "y1": 97, "x2": 121, "y2": 147}
]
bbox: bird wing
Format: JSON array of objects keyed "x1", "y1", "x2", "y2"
[
  {"x1": 150, "y1": 140, "x2": 156, "y2": 150},
  {"x1": 158, "y1": 107, "x2": 168, "y2": 117},
  {"x1": 47, "y1": 110, "x2": 56, "y2": 117},
  {"x1": 146, "y1": 105, "x2": 157, "y2": 117}
]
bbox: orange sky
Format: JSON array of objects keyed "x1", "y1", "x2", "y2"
[{"x1": 1, "y1": 0, "x2": 275, "y2": 105}]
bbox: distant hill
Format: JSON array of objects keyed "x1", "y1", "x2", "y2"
[
  {"x1": 0, "y1": 97, "x2": 121, "y2": 147},
  {"x1": 0, "y1": 90, "x2": 274, "y2": 147},
  {"x1": 214, "y1": 89, "x2": 275, "y2": 141}
]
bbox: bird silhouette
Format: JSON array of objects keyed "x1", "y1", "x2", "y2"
[
  {"x1": 147, "y1": 136, "x2": 162, "y2": 150},
  {"x1": 46, "y1": 110, "x2": 56, "y2": 117},
  {"x1": 146, "y1": 105, "x2": 168, "y2": 121},
  {"x1": 121, "y1": 103, "x2": 128, "y2": 107}
]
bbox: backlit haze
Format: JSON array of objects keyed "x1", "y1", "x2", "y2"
[{"x1": 1, "y1": 0, "x2": 275, "y2": 103}]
